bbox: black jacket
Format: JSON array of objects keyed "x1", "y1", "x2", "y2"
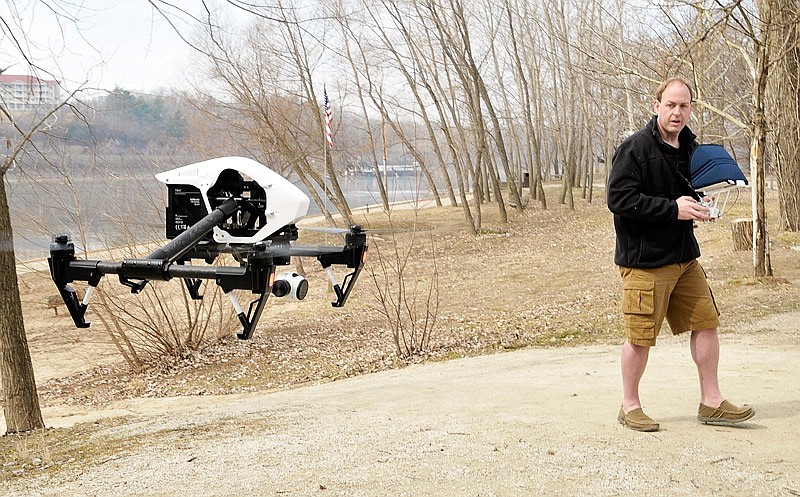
[{"x1": 607, "y1": 115, "x2": 701, "y2": 268}]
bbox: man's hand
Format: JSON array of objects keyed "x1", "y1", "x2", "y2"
[{"x1": 676, "y1": 196, "x2": 713, "y2": 221}]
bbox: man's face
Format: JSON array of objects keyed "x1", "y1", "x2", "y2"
[{"x1": 653, "y1": 82, "x2": 693, "y2": 140}]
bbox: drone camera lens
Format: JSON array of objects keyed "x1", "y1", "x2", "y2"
[{"x1": 272, "y1": 279, "x2": 290, "y2": 298}]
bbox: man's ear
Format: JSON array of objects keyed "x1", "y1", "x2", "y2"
[{"x1": 653, "y1": 99, "x2": 660, "y2": 113}]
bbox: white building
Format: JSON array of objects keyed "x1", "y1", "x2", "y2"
[{"x1": 0, "y1": 74, "x2": 61, "y2": 111}]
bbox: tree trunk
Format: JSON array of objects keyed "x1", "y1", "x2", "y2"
[
  {"x1": 766, "y1": 0, "x2": 800, "y2": 231},
  {"x1": 751, "y1": 1, "x2": 774, "y2": 277},
  {"x1": 342, "y1": 30, "x2": 391, "y2": 213},
  {"x1": 731, "y1": 218, "x2": 754, "y2": 251},
  {"x1": 0, "y1": 173, "x2": 45, "y2": 434}
]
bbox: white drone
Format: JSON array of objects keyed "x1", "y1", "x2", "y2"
[{"x1": 49, "y1": 157, "x2": 368, "y2": 340}]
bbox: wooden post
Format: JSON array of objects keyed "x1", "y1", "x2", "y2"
[{"x1": 731, "y1": 218, "x2": 754, "y2": 251}]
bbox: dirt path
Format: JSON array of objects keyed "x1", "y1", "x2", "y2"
[{"x1": 4, "y1": 313, "x2": 799, "y2": 497}]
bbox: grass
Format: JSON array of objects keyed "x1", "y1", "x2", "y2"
[{"x1": 1, "y1": 419, "x2": 139, "y2": 480}]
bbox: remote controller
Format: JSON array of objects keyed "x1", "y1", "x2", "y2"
[{"x1": 698, "y1": 199, "x2": 721, "y2": 218}]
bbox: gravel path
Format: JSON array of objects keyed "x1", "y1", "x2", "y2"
[{"x1": 4, "y1": 316, "x2": 800, "y2": 497}]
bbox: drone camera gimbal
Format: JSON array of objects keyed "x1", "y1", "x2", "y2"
[{"x1": 48, "y1": 157, "x2": 368, "y2": 340}]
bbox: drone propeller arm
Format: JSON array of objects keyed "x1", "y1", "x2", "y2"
[
  {"x1": 148, "y1": 197, "x2": 241, "y2": 262},
  {"x1": 48, "y1": 235, "x2": 275, "y2": 334}
]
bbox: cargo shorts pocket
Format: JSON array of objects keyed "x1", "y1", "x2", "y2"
[{"x1": 622, "y1": 280, "x2": 656, "y2": 337}]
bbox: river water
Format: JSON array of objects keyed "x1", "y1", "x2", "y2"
[{"x1": 7, "y1": 169, "x2": 434, "y2": 261}]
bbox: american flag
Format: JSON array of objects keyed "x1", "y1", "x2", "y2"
[{"x1": 324, "y1": 86, "x2": 334, "y2": 149}]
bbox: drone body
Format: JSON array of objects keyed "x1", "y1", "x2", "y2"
[
  {"x1": 155, "y1": 157, "x2": 310, "y2": 244},
  {"x1": 48, "y1": 157, "x2": 368, "y2": 340}
]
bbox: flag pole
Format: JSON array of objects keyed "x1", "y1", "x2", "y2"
[
  {"x1": 324, "y1": 89, "x2": 328, "y2": 223},
  {"x1": 323, "y1": 85, "x2": 334, "y2": 225}
]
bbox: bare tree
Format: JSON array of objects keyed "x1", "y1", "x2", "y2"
[
  {"x1": 0, "y1": 2, "x2": 94, "y2": 433},
  {"x1": 335, "y1": 5, "x2": 392, "y2": 213},
  {"x1": 0, "y1": 139, "x2": 45, "y2": 433},
  {"x1": 0, "y1": 87, "x2": 82, "y2": 432},
  {"x1": 748, "y1": 1, "x2": 773, "y2": 276},
  {"x1": 197, "y1": 4, "x2": 354, "y2": 225},
  {"x1": 765, "y1": 0, "x2": 800, "y2": 231}
]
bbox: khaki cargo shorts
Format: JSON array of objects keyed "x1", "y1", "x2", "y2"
[{"x1": 619, "y1": 260, "x2": 720, "y2": 346}]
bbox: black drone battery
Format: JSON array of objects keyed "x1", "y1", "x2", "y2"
[{"x1": 165, "y1": 185, "x2": 207, "y2": 239}]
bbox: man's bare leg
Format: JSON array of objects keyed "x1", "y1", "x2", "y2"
[
  {"x1": 690, "y1": 328, "x2": 724, "y2": 407},
  {"x1": 621, "y1": 341, "x2": 650, "y2": 412}
]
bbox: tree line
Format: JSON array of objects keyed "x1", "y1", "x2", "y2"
[
  {"x1": 59, "y1": 88, "x2": 188, "y2": 148},
  {"x1": 182, "y1": 0, "x2": 799, "y2": 247}
]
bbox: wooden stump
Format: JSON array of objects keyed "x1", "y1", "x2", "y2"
[{"x1": 731, "y1": 218, "x2": 753, "y2": 251}]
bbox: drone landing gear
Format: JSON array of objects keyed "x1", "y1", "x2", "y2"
[
  {"x1": 226, "y1": 290, "x2": 270, "y2": 340},
  {"x1": 53, "y1": 281, "x2": 91, "y2": 329},
  {"x1": 48, "y1": 237, "x2": 100, "y2": 329},
  {"x1": 184, "y1": 277, "x2": 204, "y2": 300},
  {"x1": 318, "y1": 227, "x2": 368, "y2": 308},
  {"x1": 324, "y1": 266, "x2": 360, "y2": 307}
]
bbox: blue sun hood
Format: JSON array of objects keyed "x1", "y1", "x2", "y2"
[{"x1": 690, "y1": 144, "x2": 748, "y2": 190}]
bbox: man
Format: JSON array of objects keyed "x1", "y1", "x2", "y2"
[{"x1": 607, "y1": 77, "x2": 754, "y2": 432}]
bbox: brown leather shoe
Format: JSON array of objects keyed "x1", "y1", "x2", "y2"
[
  {"x1": 618, "y1": 406, "x2": 660, "y2": 432},
  {"x1": 698, "y1": 400, "x2": 755, "y2": 425}
]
